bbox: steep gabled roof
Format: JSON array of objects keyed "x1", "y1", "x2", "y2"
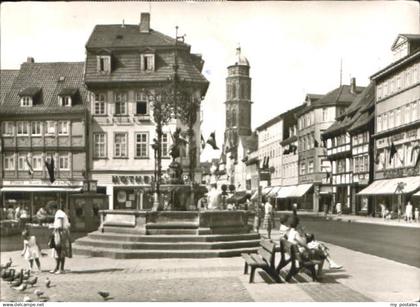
[
  {"x1": 0, "y1": 70, "x2": 19, "y2": 104},
  {"x1": 297, "y1": 84, "x2": 365, "y2": 117},
  {"x1": 86, "y1": 25, "x2": 188, "y2": 50},
  {"x1": 0, "y1": 62, "x2": 88, "y2": 115},
  {"x1": 322, "y1": 83, "x2": 374, "y2": 139}
]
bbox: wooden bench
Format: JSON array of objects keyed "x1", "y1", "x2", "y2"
[
  {"x1": 276, "y1": 238, "x2": 323, "y2": 282},
  {"x1": 241, "y1": 240, "x2": 281, "y2": 283}
]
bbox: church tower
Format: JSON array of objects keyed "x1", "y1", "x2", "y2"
[{"x1": 224, "y1": 46, "x2": 252, "y2": 155}]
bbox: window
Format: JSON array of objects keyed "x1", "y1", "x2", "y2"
[
  {"x1": 377, "y1": 85, "x2": 382, "y2": 100},
  {"x1": 322, "y1": 108, "x2": 328, "y2": 121},
  {"x1": 162, "y1": 133, "x2": 169, "y2": 157},
  {"x1": 136, "y1": 92, "x2": 148, "y2": 115},
  {"x1": 354, "y1": 157, "x2": 359, "y2": 173},
  {"x1": 377, "y1": 115, "x2": 382, "y2": 132},
  {"x1": 406, "y1": 70, "x2": 412, "y2": 86},
  {"x1": 20, "y1": 96, "x2": 33, "y2": 107},
  {"x1": 383, "y1": 113, "x2": 388, "y2": 130},
  {"x1": 31, "y1": 122, "x2": 42, "y2": 136},
  {"x1": 389, "y1": 111, "x2": 394, "y2": 129},
  {"x1": 300, "y1": 162, "x2": 306, "y2": 175},
  {"x1": 411, "y1": 102, "x2": 417, "y2": 123},
  {"x1": 405, "y1": 104, "x2": 411, "y2": 124},
  {"x1": 364, "y1": 155, "x2": 369, "y2": 172},
  {"x1": 397, "y1": 76, "x2": 401, "y2": 90},
  {"x1": 46, "y1": 121, "x2": 56, "y2": 135},
  {"x1": 59, "y1": 96, "x2": 72, "y2": 107},
  {"x1": 308, "y1": 160, "x2": 314, "y2": 173},
  {"x1": 18, "y1": 154, "x2": 28, "y2": 171},
  {"x1": 2, "y1": 121, "x2": 14, "y2": 136},
  {"x1": 337, "y1": 159, "x2": 346, "y2": 173},
  {"x1": 140, "y1": 54, "x2": 155, "y2": 72},
  {"x1": 58, "y1": 121, "x2": 69, "y2": 135},
  {"x1": 93, "y1": 133, "x2": 106, "y2": 158},
  {"x1": 97, "y1": 55, "x2": 111, "y2": 73},
  {"x1": 413, "y1": 67, "x2": 418, "y2": 84},
  {"x1": 32, "y1": 154, "x2": 43, "y2": 171},
  {"x1": 363, "y1": 132, "x2": 368, "y2": 143},
  {"x1": 114, "y1": 92, "x2": 127, "y2": 115},
  {"x1": 114, "y1": 133, "x2": 128, "y2": 158},
  {"x1": 94, "y1": 93, "x2": 106, "y2": 115},
  {"x1": 395, "y1": 108, "x2": 401, "y2": 127},
  {"x1": 59, "y1": 154, "x2": 69, "y2": 170},
  {"x1": 16, "y1": 121, "x2": 29, "y2": 136},
  {"x1": 135, "y1": 132, "x2": 148, "y2": 158},
  {"x1": 4, "y1": 154, "x2": 15, "y2": 170}
]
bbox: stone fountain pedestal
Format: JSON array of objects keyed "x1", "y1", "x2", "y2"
[{"x1": 72, "y1": 209, "x2": 260, "y2": 258}]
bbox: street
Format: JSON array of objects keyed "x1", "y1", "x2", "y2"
[{"x1": 295, "y1": 215, "x2": 420, "y2": 268}]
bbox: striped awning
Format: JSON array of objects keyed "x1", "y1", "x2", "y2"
[
  {"x1": 276, "y1": 184, "x2": 313, "y2": 199},
  {"x1": 358, "y1": 176, "x2": 420, "y2": 196}
]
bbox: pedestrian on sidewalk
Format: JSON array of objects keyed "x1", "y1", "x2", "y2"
[
  {"x1": 405, "y1": 201, "x2": 413, "y2": 223},
  {"x1": 292, "y1": 203, "x2": 298, "y2": 216},
  {"x1": 262, "y1": 196, "x2": 274, "y2": 239},
  {"x1": 336, "y1": 202, "x2": 342, "y2": 216},
  {"x1": 414, "y1": 208, "x2": 419, "y2": 223},
  {"x1": 49, "y1": 203, "x2": 72, "y2": 274},
  {"x1": 21, "y1": 229, "x2": 42, "y2": 273}
]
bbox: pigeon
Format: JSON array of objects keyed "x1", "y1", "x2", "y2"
[
  {"x1": 4, "y1": 258, "x2": 13, "y2": 269},
  {"x1": 39, "y1": 296, "x2": 49, "y2": 302},
  {"x1": 34, "y1": 289, "x2": 44, "y2": 297},
  {"x1": 98, "y1": 291, "x2": 110, "y2": 300},
  {"x1": 23, "y1": 296, "x2": 31, "y2": 302},
  {"x1": 10, "y1": 270, "x2": 24, "y2": 287},
  {"x1": 45, "y1": 277, "x2": 51, "y2": 288},
  {"x1": 22, "y1": 270, "x2": 31, "y2": 280},
  {"x1": 1, "y1": 268, "x2": 11, "y2": 279},
  {"x1": 3, "y1": 269, "x2": 15, "y2": 282},
  {"x1": 13, "y1": 283, "x2": 27, "y2": 292},
  {"x1": 25, "y1": 276, "x2": 38, "y2": 287}
]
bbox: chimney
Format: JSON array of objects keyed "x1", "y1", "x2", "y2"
[
  {"x1": 27, "y1": 57, "x2": 34, "y2": 63},
  {"x1": 139, "y1": 13, "x2": 150, "y2": 33},
  {"x1": 350, "y1": 77, "x2": 356, "y2": 94}
]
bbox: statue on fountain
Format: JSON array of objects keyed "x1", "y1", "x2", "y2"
[{"x1": 167, "y1": 128, "x2": 187, "y2": 185}]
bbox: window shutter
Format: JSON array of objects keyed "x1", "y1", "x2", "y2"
[
  {"x1": 140, "y1": 54, "x2": 145, "y2": 71},
  {"x1": 58, "y1": 96, "x2": 63, "y2": 106},
  {"x1": 106, "y1": 56, "x2": 111, "y2": 73},
  {"x1": 96, "y1": 56, "x2": 101, "y2": 72}
]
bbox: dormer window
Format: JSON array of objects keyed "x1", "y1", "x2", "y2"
[
  {"x1": 18, "y1": 87, "x2": 40, "y2": 107},
  {"x1": 97, "y1": 55, "x2": 111, "y2": 73},
  {"x1": 21, "y1": 96, "x2": 33, "y2": 107},
  {"x1": 58, "y1": 88, "x2": 77, "y2": 107},
  {"x1": 140, "y1": 53, "x2": 155, "y2": 72}
]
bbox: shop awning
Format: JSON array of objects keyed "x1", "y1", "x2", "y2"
[
  {"x1": 357, "y1": 176, "x2": 420, "y2": 196},
  {"x1": 262, "y1": 187, "x2": 273, "y2": 195},
  {"x1": 276, "y1": 186, "x2": 296, "y2": 199},
  {"x1": 276, "y1": 184, "x2": 313, "y2": 199},
  {"x1": 1, "y1": 187, "x2": 82, "y2": 192},
  {"x1": 267, "y1": 186, "x2": 281, "y2": 197}
]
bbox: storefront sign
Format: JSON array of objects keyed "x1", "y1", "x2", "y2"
[
  {"x1": 384, "y1": 168, "x2": 405, "y2": 178},
  {"x1": 112, "y1": 175, "x2": 152, "y2": 185},
  {"x1": 2, "y1": 180, "x2": 82, "y2": 187}
]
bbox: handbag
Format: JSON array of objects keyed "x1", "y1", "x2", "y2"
[{"x1": 48, "y1": 233, "x2": 55, "y2": 248}]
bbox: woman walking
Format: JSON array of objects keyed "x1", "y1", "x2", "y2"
[{"x1": 262, "y1": 196, "x2": 274, "y2": 239}]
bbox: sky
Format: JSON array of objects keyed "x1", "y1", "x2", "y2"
[{"x1": 1, "y1": 1, "x2": 419, "y2": 162}]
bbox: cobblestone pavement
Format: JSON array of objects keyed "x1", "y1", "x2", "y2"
[{"x1": 2, "y1": 235, "x2": 419, "y2": 302}]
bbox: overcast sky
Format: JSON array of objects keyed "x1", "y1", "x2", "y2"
[{"x1": 1, "y1": 1, "x2": 419, "y2": 162}]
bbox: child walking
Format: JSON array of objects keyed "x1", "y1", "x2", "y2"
[{"x1": 21, "y1": 229, "x2": 42, "y2": 273}]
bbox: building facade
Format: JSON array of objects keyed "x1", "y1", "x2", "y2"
[
  {"x1": 84, "y1": 13, "x2": 208, "y2": 210},
  {"x1": 296, "y1": 85, "x2": 364, "y2": 212},
  {"x1": 323, "y1": 81, "x2": 375, "y2": 215},
  {"x1": 360, "y1": 34, "x2": 420, "y2": 214},
  {"x1": 0, "y1": 59, "x2": 89, "y2": 217}
]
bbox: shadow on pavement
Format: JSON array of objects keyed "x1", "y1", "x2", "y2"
[{"x1": 67, "y1": 268, "x2": 124, "y2": 274}]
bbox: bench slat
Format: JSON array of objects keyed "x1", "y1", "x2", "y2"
[{"x1": 250, "y1": 254, "x2": 269, "y2": 267}]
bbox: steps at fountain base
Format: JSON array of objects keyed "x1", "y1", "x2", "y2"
[
  {"x1": 73, "y1": 245, "x2": 260, "y2": 259},
  {"x1": 72, "y1": 231, "x2": 261, "y2": 259}
]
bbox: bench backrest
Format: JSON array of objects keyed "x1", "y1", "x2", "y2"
[
  {"x1": 280, "y1": 238, "x2": 302, "y2": 263},
  {"x1": 258, "y1": 240, "x2": 276, "y2": 267}
]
